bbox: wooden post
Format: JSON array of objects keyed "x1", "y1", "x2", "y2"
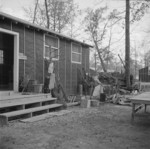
[
  {"x1": 131, "y1": 103, "x2": 135, "y2": 123},
  {"x1": 144, "y1": 104, "x2": 147, "y2": 113},
  {"x1": 125, "y1": 0, "x2": 130, "y2": 88}
]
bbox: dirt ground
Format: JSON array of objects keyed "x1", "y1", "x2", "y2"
[{"x1": 0, "y1": 103, "x2": 150, "y2": 149}]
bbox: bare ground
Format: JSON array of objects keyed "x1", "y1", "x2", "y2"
[{"x1": 0, "y1": 103, "x2": 150, "y2": 149}]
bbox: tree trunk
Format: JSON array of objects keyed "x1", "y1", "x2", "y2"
[
  {"x1": 45, "y1": 0, "x2": 50, "y2": 29},
  {"x1": 125, "y1": 0, "x2": 130, "y2": 87},
  {"x1": 97, "y1": 51, "x2": 107, "y2": 73},
  {"x1": 58, "y1": 15, "x2": 61, "y2": 33},
  {"x1": 94, "y1": 52, "x2": 97, "y2": 74},
  {"x1": 53, "y1": 10, "x2": 56, "y2": 31},
  {"x1": 94, "y1": 41, "x2": 107, "y2": 72},
  {"x1": 33, "y1": 0, "x2": 39, "y2": 24}
]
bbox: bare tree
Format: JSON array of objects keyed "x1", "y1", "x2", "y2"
[
  {"x1": 44, "y1": 0, "x2": 50, "y2": 29},
  {"x1": 66, "y1": 2, "x2": 81, "y2": 38},
  {"x1": 125, "y1": 0, "x2": 150, "y2": 87},
  {"x1": 84, "y1": 7, "x2": 119, "y2": 72},
  {"x1": 33, "y1": 0, "x2": 39, "y2": 24},
  {"x1": 24, "y1": 0, "x2": 79, "y2": 33}
]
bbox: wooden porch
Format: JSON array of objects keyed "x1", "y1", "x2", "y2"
[{"x1": 0, "y1": 93, "x2": 62, "y2": 126}]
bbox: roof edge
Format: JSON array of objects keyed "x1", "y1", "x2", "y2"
[{"x1": 0, "y1": 11, "x2": 93, "y2": 48}]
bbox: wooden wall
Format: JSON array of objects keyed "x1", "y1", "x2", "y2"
[
  {"x1": 45, "y1": 35, "x2": 90, "y2": 95},
  {"x1": 0, "y1": 17, "x2": 90, "y2": 94},
  {"x1": 35, "y1": 31, "x2": 44, "y2": 83},
  {"x1": 0, "y1": 18, "x2": 44, "y2": 84},
  {"x1": 139, "y1": 67, "x2": 150, "y2": 82}
]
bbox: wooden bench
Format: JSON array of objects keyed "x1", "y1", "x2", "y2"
[
  {"x1": 0, "y1": 103, "x2": 62, "y2": 125},
  {"x1": 130, "y1": 92, "x2": 150, "y2": 123}
]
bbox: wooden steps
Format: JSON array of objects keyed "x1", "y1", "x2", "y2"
[
  {"x1": 0, "y1": 97, "x2": 56, "y2": 111},
  {"x1": 0, "y1": 104, "x2": 62, "y2": 125},
  {"x1": 0, "y1": 93, "x2": 52, "y2": 101},
  {"x1": 20, "y1": 110, "x2": 71, "y2": 123},
  {"x1": 0, "y1": 94, "x2": 63, "y2": 126},
  {"x1": 0, "y1": 91, "x2": 15, "y2": 97}
]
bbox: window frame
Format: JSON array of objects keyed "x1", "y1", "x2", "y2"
[
  {"x1": 71, "y1": 42, "x2": 82, "y2": 64},
  {"x1": 44, "y1": 34, "x2": 59, "y2": 61}
]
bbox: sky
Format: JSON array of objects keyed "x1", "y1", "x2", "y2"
[
  {"x1": 0, "y1": 0, "x2": 126, "y2": 18},
  {"x1": 0, "y1": 0, "x2": 150, "y2": 63}
]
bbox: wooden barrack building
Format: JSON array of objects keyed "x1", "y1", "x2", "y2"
[{"x1": 0, "y1": 12, "x2": 92, "y2": 95}]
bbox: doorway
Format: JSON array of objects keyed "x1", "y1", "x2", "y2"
[
  {"x1": 0, "y1": 28, "x2": 19, "y2": 92},
  {"x1": 0, "y1": 33, "x2": 14, "y2": 90}
]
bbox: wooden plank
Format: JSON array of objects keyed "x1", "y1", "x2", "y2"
[
  {"x1": 130, "y1": 92, "x2": 150, "y2": 99},
  {"x1": 130, "y1": 100, "x2": 150, "y2": 105},
  {"x1": 0, "y1": 93, "x2": 53, "y2": 101},
  {"x1": 20, "y1": 110, "x2": 71, "y2": 123},
  {"x1": 133, "y1": 112, "x2": 150, "y2": 117},
  {"x1": 130, "y1": 92, "x2": 150, "y2": 104},
  {"x1": 131, "y1": 95, "x2": 150, "y2": 100},
  {"x1": 67, "y1": 102, "x2": 79, "y2": 107},
  {"x1": 0, "y1": 98, "x2": 56, "y2": 109},
  {"x1": 0, "y1": 104, "x2": 62, "y2": 117},
  {"x1": 131, "y1": 103, "x2": 135, "y2": 123}
]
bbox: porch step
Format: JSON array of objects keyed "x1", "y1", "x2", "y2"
[
  {"x1": 0, "y1": 91, "x2": 16, "y2": 98},
  {"x1": 0, "y1": 104, "x2": 62, "y2": 125},
  {"x1": 20, "y1": 110, "x2": 71, "y2": 123},
  {"x1": 0, "y1": 97, "x2": 56, "y2": 111},
  {"x1": 0, "y1": 93, "x2": 52, "y2": 101}
]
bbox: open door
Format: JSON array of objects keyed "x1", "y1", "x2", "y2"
[
  {"x1": 0, "y1": 28, "x2": 19, "y2": 92},
  {"x1": 0, "y1": 33, "x2": 14, "y2": 90}
]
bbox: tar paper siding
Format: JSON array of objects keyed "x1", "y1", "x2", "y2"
[
  {"x1": 0, "y1": 17, "x2": 90, "y2": 95},
  {"x1": 45, "y1": 34, "x2": 90, "y2": 95},
  {"x1": 59, "y1": 38, "x2": 66, "y2": 92},
  {"x1": 35, "y1": 31, "x2": 44, "y2": 83},
  {"x1": 139, "y1": 67, "x2": 150, "y2": 82},
  {"x1": 0, "y1": 18, "x2": 11, "y2": 30},
  {"x1": 65, "y1": 41, "x2": 71, "y2": 94},
  {"x1": 25, "y1": 28, "x2": 34, "y2": 79},
  {"x1": 0, "y1": 18, "x2": 44, "y2": 84}
]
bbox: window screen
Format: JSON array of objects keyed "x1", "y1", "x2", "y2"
[
  {"x1": 45, "y1": 35, "x2": 59, "y2": 60},
  {"x1": 72, "y1": 43, "x2": 82, "y2": 63}
]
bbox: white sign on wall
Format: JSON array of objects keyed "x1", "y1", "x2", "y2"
[{"x1": 19, "y1": 53, "x2": 27, "y2": 60}]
